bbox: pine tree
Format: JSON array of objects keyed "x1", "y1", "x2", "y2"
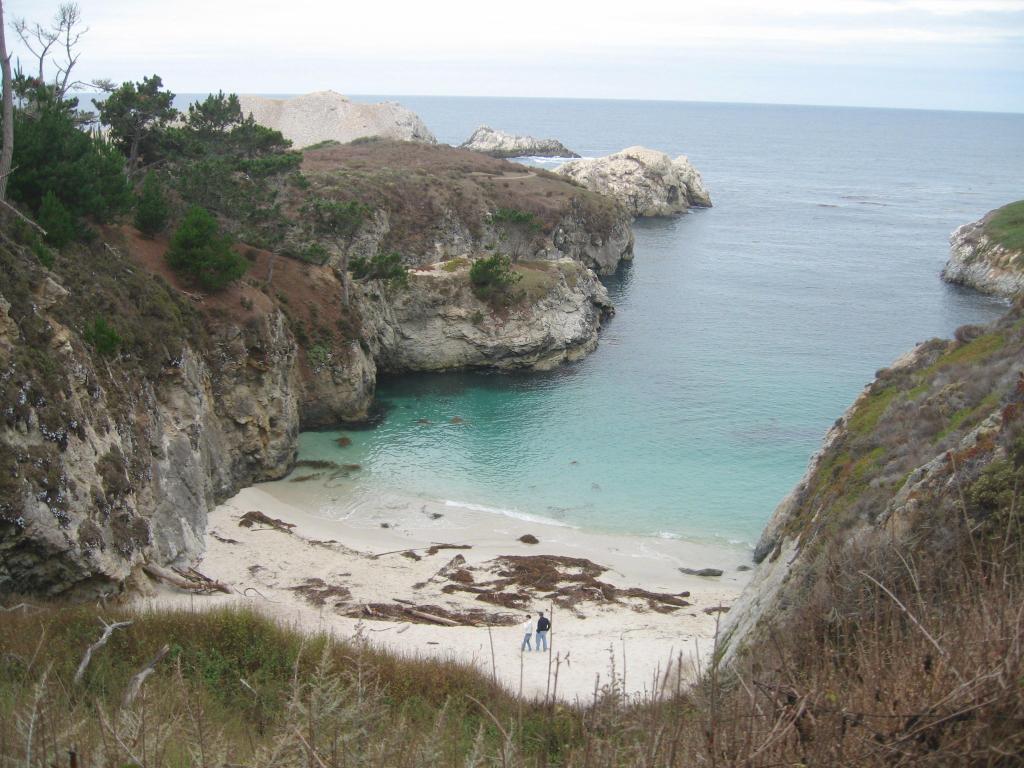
[
  {"x1": 38, "y1": 190, "x2": 76, "y2": 247},
  {"x1": 165, "y1": 206, "x2": 248, "y2": 291},
  {"x1": 134, "y1": 172, "x2": 168, "y2": 238}
]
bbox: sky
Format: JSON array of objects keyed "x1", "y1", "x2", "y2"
[{"x1": 4, "y1": 0, "x2": 1024, "y2": 112}]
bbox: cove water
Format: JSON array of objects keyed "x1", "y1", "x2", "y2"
[{"x1": 295, "y1": 98, "x2": 1022, "y2": 547}]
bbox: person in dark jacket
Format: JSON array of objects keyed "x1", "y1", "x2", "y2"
[{"x1": 535, "y1": 611, "x2": 551, "y2": 652}]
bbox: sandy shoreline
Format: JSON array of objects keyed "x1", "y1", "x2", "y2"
[{"x1": 140, "y1": 482, "x2": 751, "y2": 702}]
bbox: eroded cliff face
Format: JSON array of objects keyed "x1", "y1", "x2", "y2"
[
  {"x1": 0, "y1": 240, "x2": 302, "y2": 595},
  {"x1": 359, "y1": 259, "x2": 613, "y2": 373},
  {"x1": 723, "y1": 309, "x2": 1024, "y2": 657},
  {"x1": 942, "y1": 207, "x2": 1024, "y2": 298}
]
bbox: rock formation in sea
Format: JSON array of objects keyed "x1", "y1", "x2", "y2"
[
  {"x1": 237, "y1": 91, "x2": 436, "y2": 149},
  {"x1": 941, "y1": 201, "x2": 1024, "y2": 298},
  {"x1": 556, "y1": 146, "x2": 712, "y2": 217},
  {"x1": 459, "y1": 126, "x2": 580, "y2": 159}
]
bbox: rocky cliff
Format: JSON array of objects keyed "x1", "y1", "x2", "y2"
[
  {"x1": 556, "y1": 146, "x2": 712, "y2": 217},
  {"x1": 360, "y1": 259, "x2": 612, "y2": 373},
  {"x1": 941, "y1": 201, "x2": 1024, "y2": 298},
  {"x1": 459, "y1": 126, "x2": 579, "y2": 159},
  {"x1": 722, "y1": 306, "x2": 1024, "y2": 657},
  {"x1": 238, "y1": 91, "x2": 436, "y2": 149},
  {"x1": 0, "y1": 230, "x2": 302, "y2": 595}
]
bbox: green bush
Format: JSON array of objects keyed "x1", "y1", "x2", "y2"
[
  {"x1": 83, "y1": 317, "x2": 122, "y2": 356},
  {"x1": 298, "y1": 242, "x2": 330, "y2": 265},
  {"x1": 165, "y1": 206, "x2": 248, "y2": 291},
  {"x1": 490, "y1": 207, "x2": 538, "y2": 227},
  {"x1": 469, "y1": 254, "x2": 520, "y2": 302},
  {"x1": 304, "y1": 198, "x2": 369, "y2": 239},
  {"x1": 134, "y1": 172, "x2": 170, "y2": 238},
  {"x1": 31, "y1": 239, "x2": 55, "y2": 268},
  {"x1": 350, "y1": 251, "x2": 408, "y2": 288},
  {"x1": 38, "y1": 191, "x2": 77, "y2": 248}
]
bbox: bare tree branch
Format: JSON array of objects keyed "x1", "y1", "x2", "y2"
[
  {"x1": 0, "y1": 0, "x2": 14, "y2": 200},
  {"x1": 74, "y1": 619, "x2": 133, "y2": 684},
  {"x1": 122, "y1": 643, "x2": 170, "y2": 708}
]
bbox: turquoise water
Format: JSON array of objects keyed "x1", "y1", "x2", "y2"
[{"x1": 295, "y1": 99, "x2": 1021, "y2": 546}]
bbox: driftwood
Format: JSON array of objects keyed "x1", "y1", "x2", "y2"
[
  {"x1": 405, "y1": 608, "x2": 460, "y2": 627},
  {"x1": 75, "y1": 619, "x2": 133, "y2": 684},
  {"x1": 122, "y1": 644, "x2": 170, "y2": 707},
  {"x1": 238, "y1": 510, "x2": 295, "y2": 533},
  {"x1": 143, "y1": 563, "x2": 230, "y2": 594}
]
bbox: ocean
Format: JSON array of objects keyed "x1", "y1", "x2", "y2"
[{"x1": 284, "y1": 97, "x2": 1021, "y2": 547}]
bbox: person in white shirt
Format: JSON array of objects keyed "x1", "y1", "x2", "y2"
[{"x1": 520, "y1": 615, "x2": 533, "y2": 651}]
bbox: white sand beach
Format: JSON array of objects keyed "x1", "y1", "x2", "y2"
[{"x1": 141, "y1": 482, "x2": 751, "y2": 703}]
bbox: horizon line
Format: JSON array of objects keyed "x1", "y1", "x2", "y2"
[{"x1": 71, "y1": 89, "x2": 1024, "y2": 117}]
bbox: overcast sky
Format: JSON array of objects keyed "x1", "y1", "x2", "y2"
[{"x1": 5, "y1": 0, "x2": 1024, "y2": 112}]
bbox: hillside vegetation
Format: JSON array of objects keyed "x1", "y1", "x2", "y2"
[{"x1": 985, "y1": 200, "x2": 1024, "y2": 252}]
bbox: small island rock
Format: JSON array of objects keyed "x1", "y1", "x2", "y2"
[
  {"x1": 557, "y1": 146, "x2": 711, "y2": 217},
  {"x1": 460, "y1": 125, "x2": 579, "y2": 159}
]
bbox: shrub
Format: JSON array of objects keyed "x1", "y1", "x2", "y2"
[
  {"x1": 304, "y1": 198, "x2": 369, "y2": 240},
  {"x1": 83, "y1": 317, "x2": 122, "y2": 356},
  {"x1": 165, "y1": 206, "x2": 248, "y2": 291},
  {"x1": 350, "y1": 251, "x2": 408, "y2": 288},
  {"x1": 38, "y1": 191, "x2": 76, "y2": 248},
  {"x1": 490, "y1": 207, "x2": 541, "y2": 262},
  {"x1": 469, "y1": 254, "x2": 520, "y2": 302},
  {"x1": 297, "y1": 242, "x2": 329, "y2": 265},
  {"x1": 134, "y1": 172, "x2": 170, "y2": 238},
  {"x1": 31, "y1": 239, "x2": 55, "y2": 268}
]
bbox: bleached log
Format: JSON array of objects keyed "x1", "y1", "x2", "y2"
[{"x1": 405, "y1": 609, "x2": 460, "y2": 627}]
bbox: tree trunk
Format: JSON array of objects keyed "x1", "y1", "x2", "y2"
[
  {"x1": 0, "y1": 0, "x2": 15, "y2": 202},
  {"x1": 339, "y1": 250, "x2": 350, "y2": 305}
]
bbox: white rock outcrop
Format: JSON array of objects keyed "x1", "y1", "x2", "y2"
[
  {"x1": 460, "y1": 125, "x2": 579, "y2": 158},
  {"x1": 942, "y1": 214, "x2": 1024, "y2": 298},
  {"x1": 238, "y1": 91, "x2": 436, "y2": 149},
  {"x1": 556, "y1": 146, "x2": 711, "y2": 217}
]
